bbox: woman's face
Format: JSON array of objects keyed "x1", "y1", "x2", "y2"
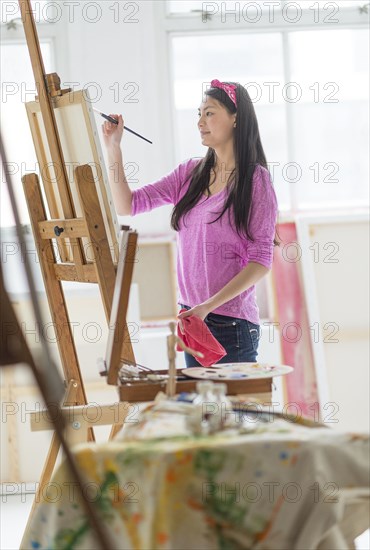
[{"x1": 197, "y1": 96, "x2": 236, "y2": 149}]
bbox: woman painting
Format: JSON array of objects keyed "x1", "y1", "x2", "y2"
[{"x1": 102, "y1": 79, "x2": 279, "y2": 367}]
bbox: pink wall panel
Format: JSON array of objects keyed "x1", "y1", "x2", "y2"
[{"x1": 272, "y1": 223, "x2": 319, "y2": 416}]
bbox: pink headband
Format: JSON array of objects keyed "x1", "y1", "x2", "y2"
[{"x1": 211, "y1": 79, "x2": 237, "y2": 107}]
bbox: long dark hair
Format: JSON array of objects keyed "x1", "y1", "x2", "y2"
[{"x1": 170, "y1": 82, "x2": 280, "y2": 247}]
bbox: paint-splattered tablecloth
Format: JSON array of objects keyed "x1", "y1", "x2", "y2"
[{"x1": 23, "y1": 407, "x2": 369, "y2": 549}]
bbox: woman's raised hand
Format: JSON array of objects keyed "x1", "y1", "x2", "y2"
[{"x1": 102, "y1": 114, "x2": 124, "y2": 149}]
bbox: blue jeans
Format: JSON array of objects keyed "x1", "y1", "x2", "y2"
[{"x1": 179, "y1": 305, "x2": 261, "y2": 368}]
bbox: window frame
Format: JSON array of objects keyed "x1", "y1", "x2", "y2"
[{"x1": 0, "y1": 12, "x2": 68, "y2": 77}]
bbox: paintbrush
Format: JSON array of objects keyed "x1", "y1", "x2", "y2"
[{"x1": 93, "y1": 108, "x2": 153, "y2": 144}]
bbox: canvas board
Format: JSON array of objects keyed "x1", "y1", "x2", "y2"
[{"x1": 26, "y1": 89, "x2": 119, "y2": 263}]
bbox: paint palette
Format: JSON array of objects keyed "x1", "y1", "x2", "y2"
[{"x1": 182, "y1": 362, "x2": 293, "y2": 381}]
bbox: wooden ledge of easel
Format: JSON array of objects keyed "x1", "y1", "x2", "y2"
[
  {"x1": 38, "y1": 218, "x2": 89, "y2": 239},
  {"x1": 29, "y1": 403, "x2": 130, "y2": 446},
  {"x1": 54, "y1": 263, "x2": 98, "y2": 283}
]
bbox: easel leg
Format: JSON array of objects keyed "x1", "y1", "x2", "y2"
[
  {"x1": 22, "y1": 174, "x2": 90, "y2": 408},
  {"x1": 108, "y1": 400, "x2": 134, "y2": 440},
  {"x1": 74, "y1": 166, "x2": 136, "y2": 370},
  {"x1": 26, "y1": 432, "x2": 60, "y2": 523},
  {"x1": 21, "y1": 379, "x2": 80, "y2": 538},
  {"x1": 109, "y1": 423, "x2": 124, "y2": 440},
  {"x1": 74, "y1": 164, "x2": 116, "y2": 322}
]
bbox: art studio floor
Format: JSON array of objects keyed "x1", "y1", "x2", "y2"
[{"x1": 0, "y1": 492, "x2": 369, "y2": 549}]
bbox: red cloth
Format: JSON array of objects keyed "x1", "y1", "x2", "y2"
[{"x1": 176, "y1": 309, "x2": 226, "y2": 367}]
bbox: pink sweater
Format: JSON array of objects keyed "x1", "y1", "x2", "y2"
[{"x1": 131, "y1": 158, "x2": 278, "y2": 325}]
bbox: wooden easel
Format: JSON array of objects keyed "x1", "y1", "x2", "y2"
[{"x1": 17, "y1": 0, "x2": 137, "y2": 502}]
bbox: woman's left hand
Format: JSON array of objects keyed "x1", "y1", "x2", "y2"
[{"x1": 177, "y1": 303, "x2": 212, "y2": 324}]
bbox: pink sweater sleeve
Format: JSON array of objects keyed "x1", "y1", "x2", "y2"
[
  {"x1": 131, "y1": 159, "x2": 197, "y2": 215},
  {"x1": 242, "y1": 165, "x2": 278, "y2": 269}
]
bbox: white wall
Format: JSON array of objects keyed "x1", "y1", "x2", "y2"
[{"x1": 308, "y1": 219, "x2": 369, "y2": 433}]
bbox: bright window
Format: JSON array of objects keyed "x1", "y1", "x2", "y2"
[
  {"x1": 168, "y1": 2, "x2": 369, "y2": 211},
  {"x1": 289, "y1": 28, "x2": 369, "y2": 209}
]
